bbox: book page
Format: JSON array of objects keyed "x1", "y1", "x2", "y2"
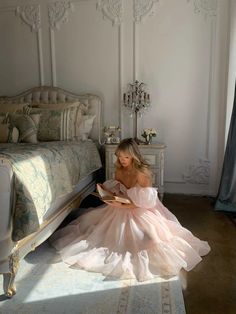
[
  {"x1": 96, "y1": 184, "x2": 113, "y2": 198},
  {"x1": 102, "y1": 195, "x2": 131, "y2": 204},
  {"x1": 96, "y1": 184, "x2": 131, "y2": 204}
]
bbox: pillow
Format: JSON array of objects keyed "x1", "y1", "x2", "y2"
[
  {"x1": 27, "y1": 108, "x2": 65, "y2": 141},
  {"x1": 0, "y1": 114, "x2": 19, "y2": 143},
  {"x1": 28, "y1": 104, "x2": 87, "y2": 141},
  {"x1": 9, "y1": 113, "x2": 41, "y2": 143},
  {"x1": 27, "y1": 102, "x2": 89, "y2": 140},
  {"x1": 29, "y1": 101, "x2": 88, "y2": 114},
  {"x1": 76, "y1": 115, "x2": 96, "y2": 141},
  {"x1": 0, "y1": 102, "x2": 29, "y2": 114}
]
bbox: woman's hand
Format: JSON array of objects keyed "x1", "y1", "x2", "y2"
[
  {"x1": 103, "y1": 200, "x2": 123, "y2": 208},
  {"x1": 103, "y1": 200, "x2": 136, "y2": 209}
]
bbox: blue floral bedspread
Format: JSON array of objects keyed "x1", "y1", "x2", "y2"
[{"x1": 0, "y1": 141, "x2": 102, "y2": 241}]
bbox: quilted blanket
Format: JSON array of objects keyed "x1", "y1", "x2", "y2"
[{"x1": 0, "y1": 141, "x2": 102, "y2": 241}]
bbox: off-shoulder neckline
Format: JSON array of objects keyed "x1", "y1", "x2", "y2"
[{"x1": 117, "y1": 180, "x2": 152, "y2": 190}]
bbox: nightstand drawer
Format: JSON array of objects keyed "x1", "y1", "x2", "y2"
[{"x1": 143, "y1": 154, "x2": 158, "y2": 166}]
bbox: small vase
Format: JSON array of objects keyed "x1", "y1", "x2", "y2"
[{"x1": 146, "y1": 137, "x2": 152, "y2": 145}]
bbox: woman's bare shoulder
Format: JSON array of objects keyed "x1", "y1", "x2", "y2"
[{"x1": 137, "y1": 170, "x2": 152, "y2": 187}]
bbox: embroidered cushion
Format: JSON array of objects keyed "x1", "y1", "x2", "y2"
[
  {"x1": 27, "y1": 103, "x2": 89, "y2": 141},
  {"x1": 9, "y1": 113, "x2": 41, "y2": 143}
]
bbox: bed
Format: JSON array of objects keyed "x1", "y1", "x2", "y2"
[{"x1": 0, "y1": 86, "x2": 103, "y2": 297}]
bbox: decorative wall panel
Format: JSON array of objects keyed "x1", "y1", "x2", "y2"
[
  {"x1": 0, "y1": 0, "x2": 229, "y2": 195},
  {"x1": 187, "y1": 0, "x2": 217, "y2": 18},
  {"x1": 97, "y1": 0, "x2": 123, "y2": 25},
  {"x1": 48, "y1": 1, "x2": 74, "y2": 86},
  {"x1": 16, "y1": 4, "x2": 44, "y2": 85},
  {"x1": 134, "y1": 0, "x2": 159, "y2": 23}
]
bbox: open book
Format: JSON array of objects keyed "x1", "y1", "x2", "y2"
[{"x1": 93, "y1": 184, "x2": 131, "y2": 204}]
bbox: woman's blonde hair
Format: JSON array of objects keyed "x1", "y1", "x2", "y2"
[{"x1": 115, "y1": 138, "x2": 152, "y2": 178}]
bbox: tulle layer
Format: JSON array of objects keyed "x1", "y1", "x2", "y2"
[{"x1": 51, "y1": 200, "x2": 210, "y2": 281}]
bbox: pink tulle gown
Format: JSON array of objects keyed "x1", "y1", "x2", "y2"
[{"x1": 51, "y1": 180, "x2": 210, "y2": 281}]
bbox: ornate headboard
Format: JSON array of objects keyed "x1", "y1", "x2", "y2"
[{"x1": 0, "y1": 86, "x2": 103, "y2": 144}]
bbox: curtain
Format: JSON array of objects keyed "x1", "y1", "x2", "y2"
[{"x1": 215, "y1": 82, "x2": 236, "y2": 212}]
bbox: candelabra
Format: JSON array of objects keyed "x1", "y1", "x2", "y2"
[{"x1": 123, "y1": 80, "x2": 151, "y2": 143}]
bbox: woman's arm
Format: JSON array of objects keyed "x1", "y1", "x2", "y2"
[
  {"x1": 105, "y1": 171, "x2": 151, "y2": 208},
  {"x1": 103, "y1": 200, "x2": 136, "y2": 208}
]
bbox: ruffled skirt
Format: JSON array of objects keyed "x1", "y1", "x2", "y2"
[{"x1": 51, "y1": 200, "x2": 210, "y2": 281}]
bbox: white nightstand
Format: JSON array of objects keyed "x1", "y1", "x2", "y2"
[{"x1": 104, "y1": 142, "x2": 166, "y2": 200}]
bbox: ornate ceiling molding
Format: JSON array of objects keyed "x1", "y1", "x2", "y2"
[
  {"x1": 134, "y1": 0, "x2": 159, "y2": 23},
  {"x1": 48, "y1": 1, "x2": 74, "y2": 30},
  {"x1": 187, "y1": 0, "x2": 217, "y2": 18},
  {"x1": 16, "y1": 5, "x2": 41, "y2": 32},
  {"x1": 97, "y1": 0, "x2": 123, "y2": 25},
  {"x1": 183, "y1": 158, "x2": 210, "y2": 184}
]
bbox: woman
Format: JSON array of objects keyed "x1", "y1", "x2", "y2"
[{"x1": 51, "y1": 138, "x2": 210, "y2": 281}]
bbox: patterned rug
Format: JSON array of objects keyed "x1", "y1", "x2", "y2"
[{"x1": 0, "y1": 241, "x2": 186, "y2": 314}]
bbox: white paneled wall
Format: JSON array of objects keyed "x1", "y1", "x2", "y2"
[{"x1": 0, "y1": 0, "x2": 231, "y2": 196}]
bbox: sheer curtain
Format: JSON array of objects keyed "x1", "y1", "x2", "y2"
[{"x1": 215, "y1": 82, "x2": 236, "y2": 212}]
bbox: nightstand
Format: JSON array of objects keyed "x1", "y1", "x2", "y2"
[{"x1": 104, "y1": 142, "x2": 166, "y2": 200}]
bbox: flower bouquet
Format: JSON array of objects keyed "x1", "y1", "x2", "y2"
[{"x1": 141, "y1": 128, "x2": 157, "y2": 144}]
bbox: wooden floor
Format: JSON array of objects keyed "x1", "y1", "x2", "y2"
[{"x1": 163, "y1": 194, "x2": 236, "y2": 314}]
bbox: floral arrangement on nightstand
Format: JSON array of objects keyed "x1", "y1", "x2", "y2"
[
  {"x1": 103, "y1": 126, "x2": 121, "y2": 144},
  {"x1": 141, "y1": 128, "x2": 157, "y2": 144}
]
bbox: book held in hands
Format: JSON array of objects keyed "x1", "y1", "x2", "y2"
[{"x1": 93, "y1": 184, "x2": 131, "y2": 204}]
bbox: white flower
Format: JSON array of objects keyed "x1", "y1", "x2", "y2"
[{"x1": 141, "y1": 128, "x2": 157, "y2": 140}]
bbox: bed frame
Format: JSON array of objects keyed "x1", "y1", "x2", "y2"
[{"x1": 0, "y1": 86, "x2": 103, "y2": 297}]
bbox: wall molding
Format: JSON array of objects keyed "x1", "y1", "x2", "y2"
[
  {"x1": 187, "y1": 0, "x2": 217, "y2": 179},
  {"x1": 96, "y1": 0, "x2": 123, "y2": 25},
  {"x1": 95, "y1": 1, "x2": 123, "y2": 135},
  {"x1": 187, "y1": 0, "x2": 217, "y2": 18},
  {"x1": 48, "y1": 0, "x2": 74, "y2": 30},
  {"x1": 16, "y1": 4, "x2": 41, "y2": 31},
  {"x1": 48, "y1": 1, "x2": 74, "y2": 86},
  {"x1": 132, "y1": 0, "x2": 160, "y2": 132},
  {"x1": 134, "y1": 0, "x2": 159, "y2": 23},
  {"x1": 15, "y1": 4, "x2": 44, "y2": 85},
  {"x1": 183, "y1": 158, "x2": 210, "y2": 184},
  {"x1": 118, "y1": 24, "x2": 124, "y2": 137}
]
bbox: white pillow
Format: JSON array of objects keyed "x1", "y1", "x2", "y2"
[{"x1": 76, "y1": 115, "x2": 96, "y2": 140}]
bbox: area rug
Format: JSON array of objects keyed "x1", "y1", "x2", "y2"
[{"x1": 0, "y1": 241, "x2": 186, "y2": 314}]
